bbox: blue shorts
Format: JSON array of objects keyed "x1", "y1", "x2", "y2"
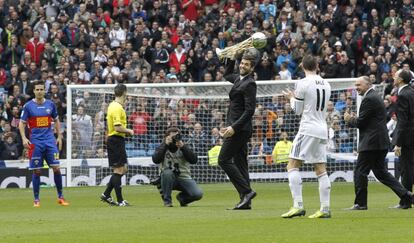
[{"x1": 29, "y1": 140, "x2": 60, "y2": 170}]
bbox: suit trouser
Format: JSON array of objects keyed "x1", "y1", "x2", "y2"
[
  {"x1": 354, "y1": 150, "x2": 408, "y2": 206},
  {"x1": 399, "y1": 146, "x2": 414, "y2": 193},
  {"x1": 218, "y1": 131, "x2": 251, "y2": 196}
]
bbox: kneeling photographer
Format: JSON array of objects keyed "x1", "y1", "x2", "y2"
[{"x1": 152, "y1": 127, "x2": 203, "y2": 207}]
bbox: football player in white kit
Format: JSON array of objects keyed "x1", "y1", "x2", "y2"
[{"x1": 281, "y1": 55, "x2": 332, "y2": 218}]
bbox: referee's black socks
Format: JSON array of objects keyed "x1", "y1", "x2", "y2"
[
  {"x1": 103, "y1": 174, "x2": 114, "y2": 197},
  {"x1": 103, "y1": 173, "x2": 123, "y2": 201},
  {"x1": 112, "y1": 173, "x2": 124, "y2": 203}
]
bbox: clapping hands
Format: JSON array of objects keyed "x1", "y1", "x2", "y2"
[
  {"x1": 282, "y1": 89, "x2": 294, "y2": 100},
  {"x1": 343, "y1": 109, "x2": 356, "y2": 123}
]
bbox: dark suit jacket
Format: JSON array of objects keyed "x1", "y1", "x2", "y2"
[
  {"x1": 393, "y1": 85, "x2": 414, "y2": 148},
  {"x1": 224, "y1": 60, "x2": 257, "y2": 134},
  {"x1": 348, "y1": 88, "x2": 390, "y2": 152},
  {"x1": 17, "y1": 80, "x2": 33, "y2": 99}
]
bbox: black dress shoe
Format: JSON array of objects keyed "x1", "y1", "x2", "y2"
[
  {"x1": 234, "y1": 190, "x2": 256, "y2": 209},
  {"x1": 345, "y1": 204, "x2": 367, "y2": 210},
  {"x1": 228, "y1": 204, "x2": 252, "y2": 210},
  {"x1": 389, "y1": 204, "x2": 411, "y2": 209},
  {"x1": 228, "y1": 198, "x2": 252, "y2": 210}
]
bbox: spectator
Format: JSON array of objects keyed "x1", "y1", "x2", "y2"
[
  {"x1": 256, "y1": 52, "x2": 275, "y2": 80},
  {"x1": 25, "y1": 30, "x2": 45, "y2": 65},
  {"x1": 278, "y1": 62, "x2": 291, "y2": 80},
  {"x1": 77, "y1": 62, "x2": 91, "y2": 84},
  {"x1": 272, "y1": 131, "x2": 292, "y2": 164},
  {"x1": 74, "y1": 3, "x2": 91, "y2": 25},
  {"x1": 321, "y1": 55, "x2": 338, "y2": 78},
  {"x1": 72, "y1": 104, "x2": 93, "y2": 157},
  {"x1": 327, "y1": 118, "x2": 341, "y2": 152},
  {"x1": 41, "y1": 42, "x2": 57, "y2": 71},
  {"x1": 109, "y1": 22, "x2": 126, "y2": 49},
  {"x1": 387, "y1": 112, "x2": 397, "y2": 141},
  {"x1": 9, "y1": 105, "x2": 21, "y2": 130},
  {"x1": 102, "y1": 58, "x2": 120, "y2": 80},
  {"x1": 63, "y1": 21, "x2": 80, "y2": 49},
  {"x1": 33, "y1": 17, "x2": 49, "y2": 41},
  {"x1": 151, "y1": 41, "x2": 169, "y2": 73},
  {"x1": 0, "y1": 67, "x2": 7, "y2": 87},
  {"x1": 383, "y1": 9, "x2": 402, "y2": 31},
  {"x1": 336, "y1": 52, "x2": 354, "y2": 78},
  {"x1": 276, "y1": 46, "x2": 295, "y2": 74},
  {"x1": 5, "y1": 66, "x2": 19, "y2": 95},
  {"x1": 181, "y1": 0, "x2": 201, "y2": 21},
  {"x1": 276, "y1": 11, "x2": 292, "y2": 33},
  {"x1": 3, "y1": 35, "x2": 24, "y2": 69},
  {"x1": 0, "y1": 133, "x2": 19, "y2": 160},
  {"x1": 335, "y1": 92, "x2": 347, "y2": 113},
  {"x1": 259, "y1": 0, "x2": 277, "y2": 21},
  {"x1": 177, "y1": 63, "x2": 192, "y2": 83},
  {"x1": 169, "y1": 41, "x2": 186, "y2": 73},
  {"x1": 1, "y1": 22, "x2": 16, "y2": 47},
  {"x1": 186, "y1": 122, "x2": 209, "y2": 157},
  {"x1": 326, "y1": 101, "x2": 341, "y2": 125},
  {"x1": 129, "y1": 102, "x2": 152, "y2": 149},
  {"x1": 131, "y1": 51, "x2": 151, "y2": 74}
]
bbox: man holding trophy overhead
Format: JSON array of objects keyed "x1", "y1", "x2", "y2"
[{"x1": 217, "y1": 33, "x2": 267, "y2": 210}]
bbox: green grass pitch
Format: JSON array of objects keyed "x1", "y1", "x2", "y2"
[{"x1": 0, "y1": 182, "x2": 413, "y2": 242}]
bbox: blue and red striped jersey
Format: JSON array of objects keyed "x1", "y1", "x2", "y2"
[{"x1": 20, "y1": 99, "x2": 58, "y2": 141}]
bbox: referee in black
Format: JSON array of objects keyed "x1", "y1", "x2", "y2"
[
  {"x1": 100, "y1": 83, "x2": 134, "y2": 206},
  {"x1": 218, "y1": 48, "x2": 258, "y2": 210}
]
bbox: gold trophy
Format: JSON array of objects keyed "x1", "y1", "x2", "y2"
[{"x1": 216, "y1": 32, "x2": 267, "y2": 60}]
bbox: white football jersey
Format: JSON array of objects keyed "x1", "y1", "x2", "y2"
[{"x1": 293, "y1": 74, "x2": 331, "y2": 139}]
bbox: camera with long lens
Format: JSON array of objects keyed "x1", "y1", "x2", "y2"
[
  {"x1": 150, "y1": 176, "x2": 161, "y2": 186},
  {"x1": 171, "y1": 133, "x2": 182, "y2": 144}
]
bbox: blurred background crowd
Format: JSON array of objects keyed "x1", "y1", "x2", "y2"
[{"x1": 0, "y1": 0, "x2": 413, "y2": 162}]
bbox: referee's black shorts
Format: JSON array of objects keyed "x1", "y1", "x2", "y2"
[{"x1": 107, "y1": 135, "x2": 128, "y2": 168}]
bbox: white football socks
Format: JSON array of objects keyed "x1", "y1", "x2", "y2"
[
  {"x1": 318, "y1": 172, "x2": 331, "y2": 212},
  {"x1": 288, "y1": 168, "x2": 303, "y2": 209}
]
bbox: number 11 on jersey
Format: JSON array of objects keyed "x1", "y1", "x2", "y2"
[{"x1": 316, "y1": 88, "x2": 326, "y2": 111}]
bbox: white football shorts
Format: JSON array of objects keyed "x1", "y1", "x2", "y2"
[{"x1": 289, "y1": 134, "x2": 327, "y2": 163}]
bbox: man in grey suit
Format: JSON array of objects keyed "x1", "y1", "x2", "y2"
[
  {"x1": 344, "y1": 76, "x2": 413, "y2": 210},
  {"x1": 392, "y1": 70, "x2": 414, "y2": 208}
]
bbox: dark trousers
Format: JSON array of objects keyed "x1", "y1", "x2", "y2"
[
  {"x1": 399, "y1": 146, "x2": 414, "y2": 194},
  {"x1": 354, "y1": 150, "x2": 408, "y2": 206},
  {"x1": 160, "y1": 169, "x2": 203, "y2": 205},
  {"x1": 218, "y1": 131, "x2": 251, "y2": 196}
]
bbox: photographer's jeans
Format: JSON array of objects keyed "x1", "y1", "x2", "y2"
[{"x1": 161, "y1": 169, "x2": 203, "y2": 205}]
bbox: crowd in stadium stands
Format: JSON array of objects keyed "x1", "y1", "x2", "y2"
[{"x1": 0, "y1": 0, "x2": 414, "y2": 162}]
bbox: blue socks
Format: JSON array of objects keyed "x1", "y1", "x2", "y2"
[
  {"x1": 32, "y1": 173, "x2": 40, "y2": 201},
  {"x1": 33, "y1": 170, "x2": 64, "y2": 200},
  {"x1": 54, "y1": 171, "x2": 63, "y2": 199}
]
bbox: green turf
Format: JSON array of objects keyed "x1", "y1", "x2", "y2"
[{"x1": 0, "y1": 182, "x2": 413, "y2": 242}]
